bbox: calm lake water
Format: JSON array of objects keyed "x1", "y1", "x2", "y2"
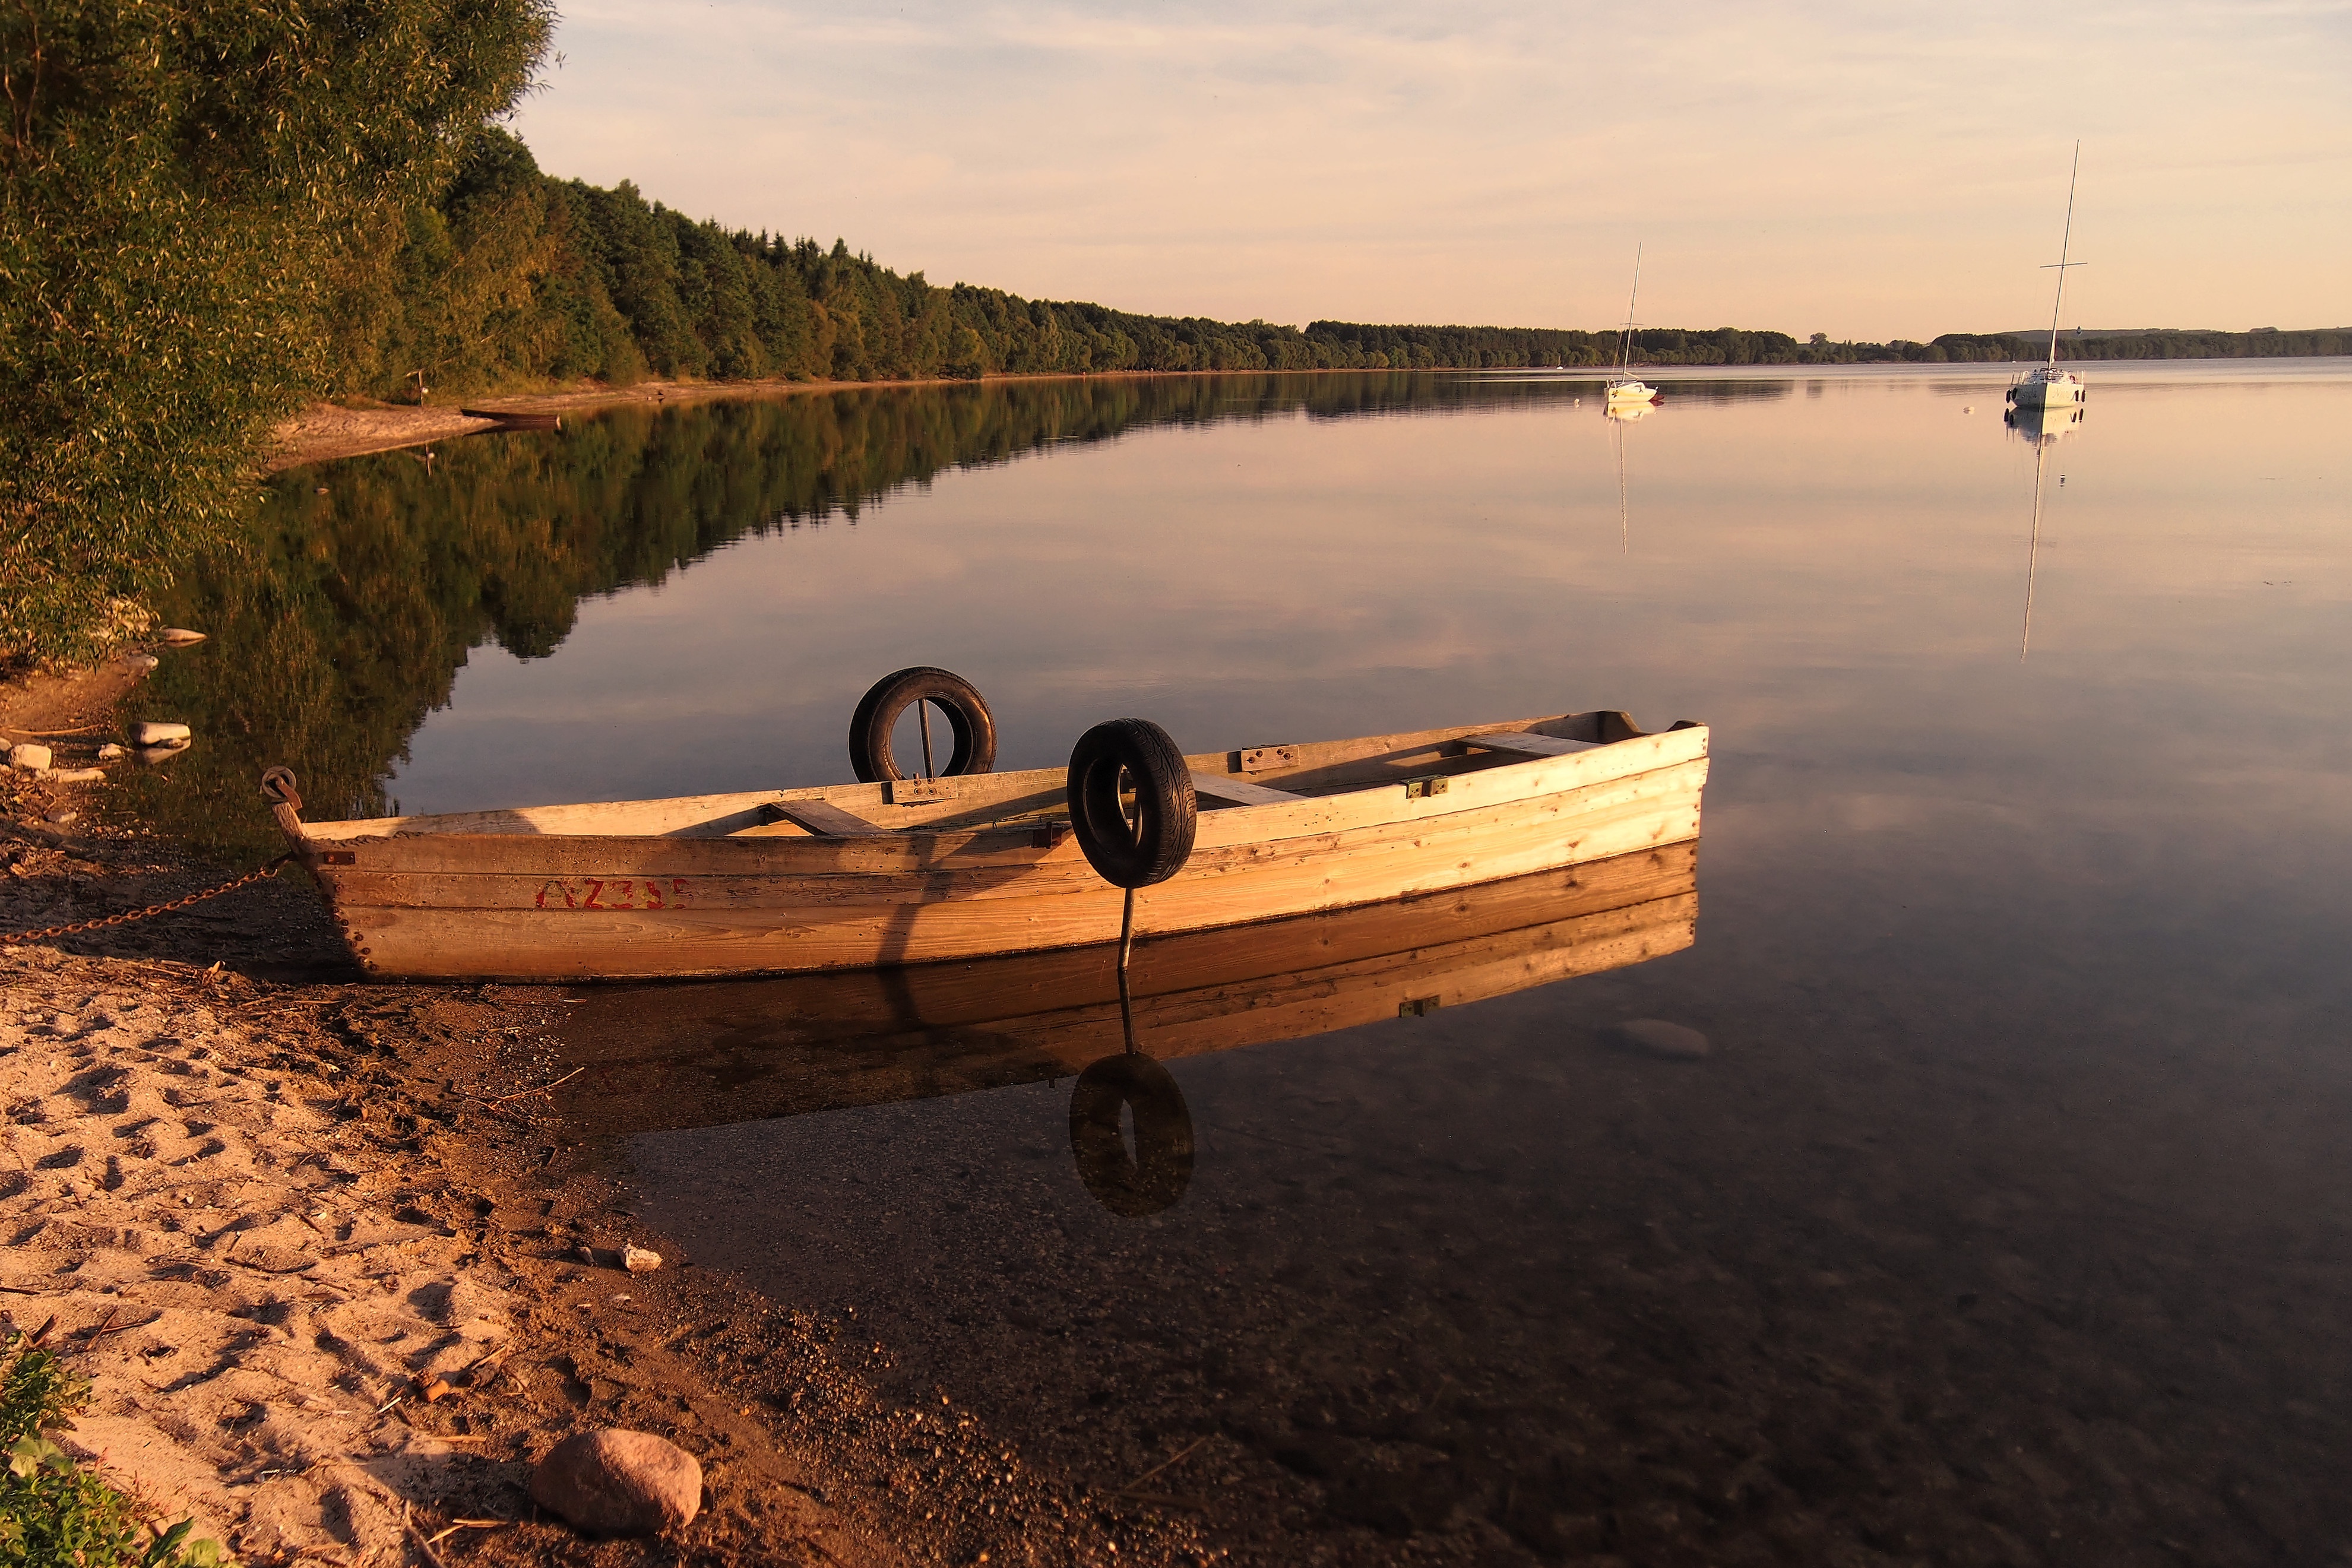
[{"x1": 147, "y1": 362, "x2": 2351, "y2": 1563}]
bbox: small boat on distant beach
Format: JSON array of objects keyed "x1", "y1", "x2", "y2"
[
  {"x1": 2007, "y1": 143, "x2": 2089, "y2": 414},
  {"x1": 260, "y1": 671, "x2": 1709, "y2": 983},
  {"x1": 458, "y1": 407, "x2": 564, "y2": 431}
]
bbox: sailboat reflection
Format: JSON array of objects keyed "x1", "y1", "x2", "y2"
[
  {"x1": 547, "y1": 842, "x2": 1700, "y2": 1216},
  {"x1": 2005, "y1": 391, "x2": 2081, "y2": 658},
  {"x1": 2004, "y1": 401, "x2": 2083, "y2": 444},
  {"x1": 1603, "y1": 399, "x2": 1650, "y2": 552}
]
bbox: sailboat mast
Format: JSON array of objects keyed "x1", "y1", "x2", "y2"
[
  {"x1": 2046, "y1": 141, "x2": 2081, "y2": 369},
  {"x1": 1619, "y1": 245, "x2": 1642, "y2": 373}
]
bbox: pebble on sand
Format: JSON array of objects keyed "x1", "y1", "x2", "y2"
[
  {"x1": 130, "y1": 721, "x2": 191, "y2": 746},
  {"x1": 45, "y1": 768, "x2": 105, "y2": 785},
  {"x1": 122, "y1": 652, "x2": 160, "y2": 673},
  {"x1": 1612, "y1": 1018, "x2": 1711, "y2": 1060},
  {"x1": 530, "y1": 1429, "x2": 703, "y2": 1535},
  {"x1": 153, "y1": 628, "x2": 208, "y2": 647},
  {"x1": 96, "y1": 743, "x2": 125, "y2": 761},
  {"x1": 7, "y1": 743, "x2": 53, "y2": 772},
  {"x1": 622, "y1": 1244, "x2": 663, "y2": 1274}
]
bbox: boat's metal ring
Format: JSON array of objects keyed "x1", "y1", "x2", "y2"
[
  {"x1": 258, "y1": 766, "x2": 302, "y2": 812},
  {"x1": 1068, "y1": 1053, "x2": 1194, "y2": 1217},
  {"x1": 1066, "y1": 718, "x2": 1197, "y2": 889},
  {"x1": 847, "y1": 667, "x2": 998, "y2": 783}
]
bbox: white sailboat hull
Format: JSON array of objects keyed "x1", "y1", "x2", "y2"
[{"x1": 2007, "y1": 369, "x2": 2086, "y2": 409}]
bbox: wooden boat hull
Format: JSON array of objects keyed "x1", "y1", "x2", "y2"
[{"x1": 290, "y1": 711, "x2": 1708, "y2": 981}]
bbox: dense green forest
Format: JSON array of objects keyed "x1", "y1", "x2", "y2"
[{"x1": 2, "y1": 0, "x2": 555, "y2": 668}]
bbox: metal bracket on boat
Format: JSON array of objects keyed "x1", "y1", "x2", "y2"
[
  {"x1": 886, "y1": 776, "x2": 954, "y2": 805},
  {"x1": 1403, "y1": 775, "x2": 1450, "y2": 800},
  {"x1": 259, "y1": 767, "x2": 311, "y2": 851},
  {"x1": 1398, "y1": 995, "x2": 1441, "y2": 1018}
]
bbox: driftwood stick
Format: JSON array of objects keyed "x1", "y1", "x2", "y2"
[
  {"x1": 486, "y1": 1067, "x2": 583, "y2": 1107},
  {"x1": 1114, "y1": 1435, "x2": 1210, "y2": 1494}
]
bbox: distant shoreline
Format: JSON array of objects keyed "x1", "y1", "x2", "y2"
[{"x1": 267, "y1": 353, "x2": 2352, "y2": 471}]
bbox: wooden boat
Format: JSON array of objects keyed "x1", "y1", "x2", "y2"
[
  {"x1": 457, "y1": 407, "x2": 563, "y2": 431},
  {"x1": 265, "y1": 708, "x2": 1708, "y2": 981},
  {"x1": 536, "y1": 841, "x2": 1700, "y2": 1141}
]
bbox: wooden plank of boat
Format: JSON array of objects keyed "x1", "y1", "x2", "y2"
[
  {"x1": 286, "y1": 709, "x2": 1708, "y2": 980},
  {"x1": 1464, "y1": 730, "x2": 1603, "y2": 759},
  {"x1": 1190, "y1": 772, "x2": 1302, "y2": 807},
  {"x1": 770, "y1": 800, "x2": 885, "y2": 837}
]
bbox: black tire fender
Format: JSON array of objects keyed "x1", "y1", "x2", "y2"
[
  {"x1": 847, "y1": 667, "x2": 998, "y2": 783},
  {"x1": 1065, "y1": 718, "x2": 1198, "y2": 889},
  {"x1": 1068, "y1": 1054, "x2": 1194, "y2": 1217}
]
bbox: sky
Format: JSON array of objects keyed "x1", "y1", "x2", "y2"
[{"x1": 509, "y1": 0, "x2": 2352, "y2": 341}]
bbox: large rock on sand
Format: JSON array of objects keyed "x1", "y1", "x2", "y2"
[{"x1": 530, "y1": 1430, "x2": 702, "y2": 1535}]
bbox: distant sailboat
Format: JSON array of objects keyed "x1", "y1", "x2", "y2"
[
  {"x1": 2008, "y1": 143, "x2": 2090, "y2": 414},
  {"x1": 1606, "y1": 246, "x2": 1663, "y2": 409}
]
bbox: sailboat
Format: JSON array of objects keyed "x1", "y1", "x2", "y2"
[
  {"x1": 1606, "y1": 246, "x2": 1663, "y2": 409},
  {"x1": 2008, "y1": 143, "x2": 2089, "y2": 413}
]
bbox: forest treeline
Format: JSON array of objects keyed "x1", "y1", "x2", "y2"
[{"x1": 340, "y1": 129, "x2": 2352, "y2": 398}]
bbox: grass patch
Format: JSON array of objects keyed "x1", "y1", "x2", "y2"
[{"x1": 0, "y1": 1331, "x2": 223, "y2": 1566}]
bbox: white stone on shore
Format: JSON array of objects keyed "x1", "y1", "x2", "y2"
[
  {"x1": 622, "y1": 1244, "x2": 663, "y2": 1274},
  {"x1": 530, "y1": 1429, "x2": 702, "y2": 1535},
  {"x1": 96, "y1": 744, "x2": 124, "y2": 761},
  {"x1": 130, "y1": 721, "x2": 191, "y2": 746},
  {"x1": 1614, "y1": 1018, "x2": 1711, "y2": 1060},
  {"x1": 8, "y1": 743, "x2": 53, "y2": 771},
  {"x1": 45, "y1": 768, "x2": 105, "y2": 784},
  {"x1": 122, "y1": 652, "x2": 160, "y2": 673}
]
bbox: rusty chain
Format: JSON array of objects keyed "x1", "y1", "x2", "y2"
[{"x1": 0, "y1": 852, "x2": 296, "y2": 945}]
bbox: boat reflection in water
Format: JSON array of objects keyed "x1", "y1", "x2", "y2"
[
  {"x1": 2005, "y1": 388, "x2": 2083, "y2": 659},
  {"x1": 547, "y1": 841, "x2": 1699, "y2": 1215},
  {"x1": 2003, "y1": 400, "x2": 2083, "y2": 444}
]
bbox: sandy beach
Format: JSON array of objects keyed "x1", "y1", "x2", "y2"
[{"x1": 268, "y1": 379, "x2": 939, "y2": 473}]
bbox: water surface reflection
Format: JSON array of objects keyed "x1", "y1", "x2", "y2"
[{"x1": 124, "y1": 360, "x2": 2352, "y2": 1563}]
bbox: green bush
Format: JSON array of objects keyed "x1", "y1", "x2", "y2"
[
  {"x1": 0, "y1": 0, "x2": 553, "y2": 670},
  {"x1": 0, "y1": 1331, "x2": 222, "y2": 1566}
]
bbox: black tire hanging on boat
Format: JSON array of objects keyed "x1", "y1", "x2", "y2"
[
  {"x1": 847, "y1": 667, "x2": 998, "y2": 783},
  {"x1": 1068, "y1": 1054, "x2": 1195, "y2": 1217},
  {"x1": 1066, "y1": 718, "x2": 1198, "y2": 889}
]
